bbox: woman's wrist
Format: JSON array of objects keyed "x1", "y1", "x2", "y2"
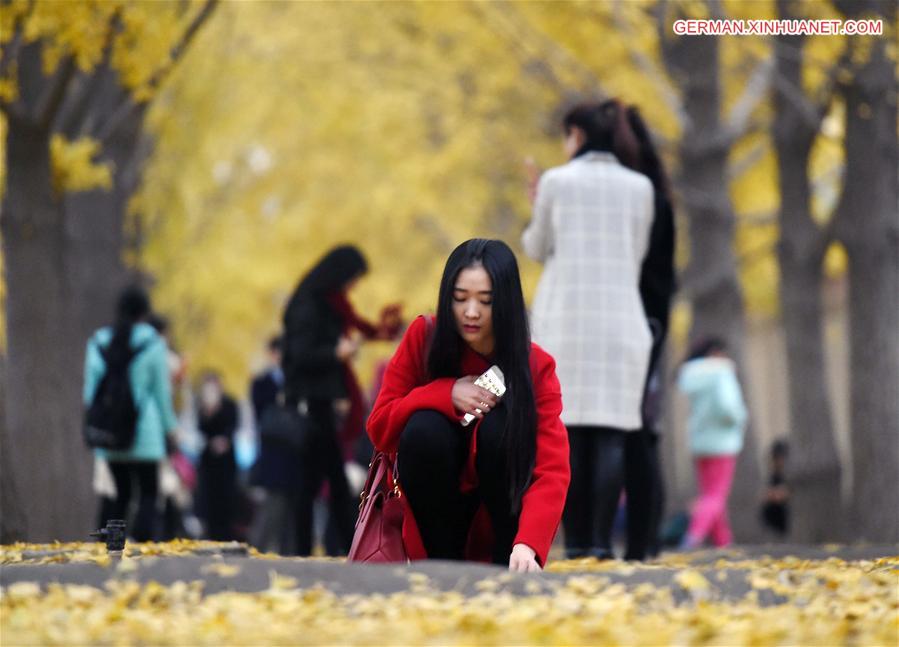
[{"x1": 512, "y1": 543, "x2": 536, "y2": 558}]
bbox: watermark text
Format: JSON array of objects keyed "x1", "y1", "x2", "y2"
[{"x1": 673, "y1": 19, "x2": 883, "y2": 36}]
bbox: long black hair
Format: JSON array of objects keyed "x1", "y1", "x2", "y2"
[
  {"x1": 624, "y1": 106, "x2": 673, "y2": 211},
  {"x1": 289, "y1": 245, "x2": 368, "y2": 303},
  {"x1": 563, "y1": 99, "x2": 639, "y2": 167},
  {"x1": 108, "y1": 286, "x2": 151, "y2": 364},
  {"x1": 427, "y1": 239, "x2": 537, "y2": 512}
]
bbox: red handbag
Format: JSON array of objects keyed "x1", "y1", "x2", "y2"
[{"x1": 347, "y1": 450, "x2": 407, "y2": 563}]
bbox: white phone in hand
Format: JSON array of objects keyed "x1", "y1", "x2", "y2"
[{"x1": 461, "y1": 365, "x2": 506, "y2": 427}]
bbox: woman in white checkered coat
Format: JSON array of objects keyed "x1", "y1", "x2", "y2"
[{"x1": 522, "y1": 100, "x2": 654, "y2": 559}]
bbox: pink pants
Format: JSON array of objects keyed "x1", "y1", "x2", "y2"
[{"x1": 686, "y1": 455, "x2": 737, "y2": 547}]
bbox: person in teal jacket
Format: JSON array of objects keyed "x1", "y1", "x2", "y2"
[
  {"x1": 84, "y1": 286, "x2": 179, "y2": 541},
  {"x1": 677, "y1": 338, "x2": 748, "y2": 548}
]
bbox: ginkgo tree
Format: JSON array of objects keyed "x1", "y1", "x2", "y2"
[{"x1": 0, "y1": 0, "x2": 218, "y2": 542}]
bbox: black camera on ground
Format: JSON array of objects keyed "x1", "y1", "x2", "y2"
[{"x1": 90, "y1": 519, "x2": 127, "y2": 553}]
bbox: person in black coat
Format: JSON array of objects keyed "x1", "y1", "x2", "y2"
[
  {"x1": 621, "y1": 106, "x2": 676, "y2": 561},
  {"x1": 251, "y1": 336, "x2": 284, "y2": 421},
  {"x1": 248, "y1": 336, "x2": 298, "y2": 553},
  {"x1": 282, "y1": 245, "x2": 369, "y2": 556},
  {"x1": 197, "y1": 371, "x2": 239, "y2": 541}
]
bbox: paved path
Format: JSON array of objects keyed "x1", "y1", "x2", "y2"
[{"x1": 2, "y1": 544, "x2": 895, "y2": 606}]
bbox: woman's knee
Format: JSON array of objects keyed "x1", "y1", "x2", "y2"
[
  {"x1": 475, "y1": 406, "x2": 507, "y2": 460},
  {"x1": 399, "y1": 410, "x2": 459, "y2": 463}
]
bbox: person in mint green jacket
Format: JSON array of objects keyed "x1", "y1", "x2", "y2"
[
  {"x1": 677, "y1": 338, "x2": 748, "y2": 548},
  {"x1": 84, "y1": 286, "x2": 179, "y2": 541}
]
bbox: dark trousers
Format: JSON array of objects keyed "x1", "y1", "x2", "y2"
[
  {"x1": 106, "y1": 461, "x2": 159, "y2": 542},
  {"x1": 563, "y1": 426, "x2": 626, "y2": 558},
  {"x1": 623, "y1": 428, "x2": 662, "y2": 560},
  {"x1": 397, "y1": 407, "x2": 518, "y2": 565},
  {"x1": 200, "y1": 452, "x2": 237, "y2": 541},
  {"x1": 295, "y1": 398, "x2": 355, "y2": 556}
]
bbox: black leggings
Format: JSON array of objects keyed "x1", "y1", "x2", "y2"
[
  {"x1": 623, "y1": 428, "x2": 661, "y2": 560},
  {"x1": 105, "y1": 461, "x2": 159, "y2": 542},
  {"x1": 563, "y1": 426, "x2": 626, "y2": 558},
  {"x1": 397, "y1": 407, "x2": 518, "y2": 565},
  {"x1": 295, "y1": 398, "x2": 355, "y2": 556}
]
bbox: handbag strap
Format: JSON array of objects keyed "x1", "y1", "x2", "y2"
[{"x1": 359, "y1": 451, "x2": 400, "y2": 509}]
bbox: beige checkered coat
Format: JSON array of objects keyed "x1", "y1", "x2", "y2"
[{"x1": 522, "y1": 152, "x2": 654, "y2": 430}]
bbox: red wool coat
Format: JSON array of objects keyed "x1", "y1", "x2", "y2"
[{"x1": 366, "y1": 315, "x2": 571, "y2": 566}]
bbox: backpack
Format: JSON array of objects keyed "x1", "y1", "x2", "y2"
[{"x1": 83, "y1": 338, "x2": 151, "y2": 450}]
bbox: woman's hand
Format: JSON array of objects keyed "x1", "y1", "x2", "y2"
[
  {"x1": 377, "y1": 303, "x2": 404, "y2": 340},
  {"x1": 509, "y1": 543, "x2": 541, "y2": 572},
  {"x1": 524, "y1": 157, "x2": 542, "y2": 206},
  {"x1": 210, "y1": 436, "x2": 231, "y2": 455},
  {"x1": 452, "y1": 376, "x2": 498, "y2": 420},
  {"x1": 336, "y1": 335, "x2": 360, "y2": 361}
]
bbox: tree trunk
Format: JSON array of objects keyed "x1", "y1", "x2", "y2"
[
  {"x1": 1, "y1": 2, "x2": 216, "y2": 543},
  {"x1": 0, "y1": 115, "x2": 93, "y2": 542},
  {"x1": 64, "y1": 107, "x2": 150, "y2": 354},
  {"x1": 837, "y1": 23, "x2": 899, "y2": 541},
  {"x1": 772, "y1": 10, "x2": 844, "y2": 543},
  {"x1": 0, "y1": 351, "x2": 28, "y2": 543},
  {"x1": 660, "y1": 16, "x2": 762, "y2": 542}
]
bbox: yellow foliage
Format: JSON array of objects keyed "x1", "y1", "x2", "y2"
[
  {"x1": 0, "y1": 0, "x2": 856, "y2": 394},
  {"x1": 824, "y1": 242, "x2": 848, "y2": 279},
  {"x1": 0, "y1": 65, "x2": 17, "y2": 103},
  {"x1": 0, "y1": 0, "x2": 213, "y2": 104},
  {"x1": 49, "y1": 134, "x2": 113, "y2": 194},
  {"x1": 2, "y1": 542, "x2": 898, "y2": 646},
  {"x1": 133, "y1": 0, "x2": 583, "y2": 393},
  {"x1": 133, "y1": 0, "x2": 711, "y2": 393}
]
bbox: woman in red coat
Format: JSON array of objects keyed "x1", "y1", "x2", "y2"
[{"x1": 367, "y1": 239, "x2": 570, "y2": 571}]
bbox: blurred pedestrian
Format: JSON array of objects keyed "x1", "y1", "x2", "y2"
[
  {"x1": 147, "y1": 314, "x2": 195, "y2": 540},
  {"x1": 248, "y1": 336, "x2": 298, "y2": 553},
  {"x1": 251, "y1": 336, "x2": 284, "y2": 421},
  {"x1": 523, "y1": 99, "x2": 654, "y2": 559},
  {"x1": 322, "y1": 301, "x2": 402, "y2": 555},
  {"x1": 761, "y1": 439, "x2": 790, "y2": 536},
  {"x1": 197, "y1": 371, "x2": 239, "y2": 541},
  {"x1": 620, "y1": 105, "x2": 677, "y2": 561},
  {"x1": 148, "y1": 314, "x2": 188, "y2": 400},
  {"x1": 282, "y1": 245, "x2": 389, "y2": 556},
  {"x1": 367, "y1": 239, "x2": 570, "y2": 571},
  {"x1": 84, "y1": 286, "x2": 179, "y2": 541},
  {"x1": 677, "y1": 338, "x2": 748, "y2": 549}
]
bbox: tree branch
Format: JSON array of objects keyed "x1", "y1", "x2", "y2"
[
  {"x1": 36, "y1": 55, "x2": 76, "y2": 130},
  {"x1": 0, "y1": 0, "x2": 36, "y2": 120},
  {"x1": 681, "y1": 125, "x2": 734, "y2": 158},
  {"x1": 472, "y1": 2, "x2": 603, "y2": 95},
  {"x1": 0, "y1": 23, "x2": 24, "y2": 81},
  {"x1": 142, "y1": 0, "x2": 219, "y2": 95},
  {"x1": 813, "y1": 44, "x2": 854, "y2": 118},
  {"x1": 725, "y1": 55, "x2": 774, "y2": 139},
  {"x1": 0, "y1": 0, "x2": 34, "y2": 79},
  {"x1": 654, "y1": 0, "x2": 674, "y2": 76},
  {"x1": 612, "y1": 0, "x2": 685, "y2": 128},
  {"x1": 97, "y1": 0, "x2": 218, "y2": 145},
  {"x1": 56, "y1": 9, "x2": 122, "y2": 137},
  {"x1": 728, "y1": 140, "x2": 767, "y2": 182},
  {"x1": 737, "y1": 210, "x2": 778, "y2": 226}
]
